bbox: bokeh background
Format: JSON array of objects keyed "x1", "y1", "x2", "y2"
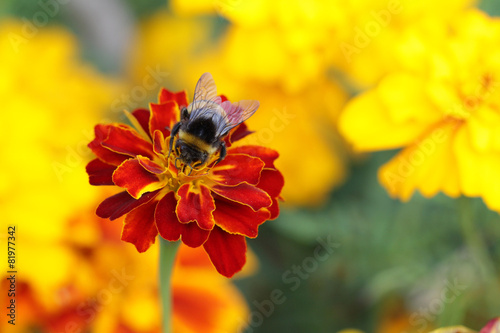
[{"x1": 1, "y1": 0, "x2": 500, "y2": 332}]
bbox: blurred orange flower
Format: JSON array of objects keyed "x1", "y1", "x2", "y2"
[
  {"x1": 339, "y1": 10, "x2": 500, "y2": 211},
  {"x1": 2, "y1": 205, "x2": 250, "y2": 333},
  {"x1": 87, "y1": 81, "x2": 283, "y2": 277}
]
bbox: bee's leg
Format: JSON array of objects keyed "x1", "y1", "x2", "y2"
[
  {"x1": 168, "y1": 122, "x2": 181, "y2": 159},
  {"x1": 174, "y1": 157, "x2": 181, "y2": 169},
  {"x1": 215, "y1": 141, "x2": 227, "y2": 166}
]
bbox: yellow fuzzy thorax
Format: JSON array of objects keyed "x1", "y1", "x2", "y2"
[{"x1": 178, "y1": 130, "x2": 218, "y2": 156}]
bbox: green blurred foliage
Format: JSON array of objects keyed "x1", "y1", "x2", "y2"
[
  {"x1": 480, "y1": 0, "x2": 500, "y2": 16},
  {"x1": 122, "y1": 0, "x2": 168, "y2": 19},
  {"x1": 242, "y1": 150, "x2": 500, "y2": 332}
]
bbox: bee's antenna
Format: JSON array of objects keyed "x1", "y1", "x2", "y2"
[{"x1": 167, "y1": 143, "x2": 172, "y2": 160}]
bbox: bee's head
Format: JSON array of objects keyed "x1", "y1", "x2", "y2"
[{"x1": 174, "y1": 139, "x2": 208, "y2": 171}]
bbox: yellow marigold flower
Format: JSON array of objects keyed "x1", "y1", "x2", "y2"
[
  {"x1": 339, "y1": 10, "x2": 500, "y2": 211},
  {"x1": 128, "y1": 11, "x2": 218, "y2": 93},
  {"x1": 334, "y1": 0, "x2": 477, "y2": 87},
  {"x1": 0, "y1": 19, "x2": 119, "y2": 310},
  {"x1": 170, "y1": 0, "x2": 476, "y2": 88},
  {"x1": 171, "y1": 0, "x2": 344, "y2": 93}
]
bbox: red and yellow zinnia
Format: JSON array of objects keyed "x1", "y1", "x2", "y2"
[{"x1": 86, "y1": 87, "x2": 283, "y2": 277}]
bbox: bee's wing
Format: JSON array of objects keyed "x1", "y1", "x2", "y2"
[
  {"x1": 217, "y1": 99, "x2": 260, "y2": 136},
  {"x1": 190, "y1": 73, "x2": 218, "y2": 111}
]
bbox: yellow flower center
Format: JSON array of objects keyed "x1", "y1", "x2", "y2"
[{"x1": 153, "y1": 137, "x2": 219, "y2": 199}]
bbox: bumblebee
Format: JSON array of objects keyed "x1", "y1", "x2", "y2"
[{"x1": 169, "y1": 73, "x2": 260, "y2": 174}]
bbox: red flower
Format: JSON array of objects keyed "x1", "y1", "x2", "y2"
[{"x1": 86, "y1": 87, "x2": 283, "y2": 277}]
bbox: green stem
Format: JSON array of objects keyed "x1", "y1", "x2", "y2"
[
  {"x1": 458, "y1": 197, "x2": 499, "y2": 307},
  {"x1": 459, "y1": 197, "x2": 496, "y2": 279},
  {"x1": 159, "y1": 238, "x2": 181, "y2": 333}
]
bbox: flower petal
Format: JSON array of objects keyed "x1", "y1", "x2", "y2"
[
  {"x1": 113, "y1": 159, "x2": 164, "y2": 199},
  {"x1": 176, "y1": 183, "x2": 215, "y2": 230},
  {"x1": 131, "y1": 108, "x2": 152, "y2": 137},
  {"x1": 150, "y1": 101, "x2": 179, "y2": 138},
  {"x1": 229, "y1": 145, "x2": 279, "y2": 168},
  {"x1": 153, "y1": 130, "x2": 168, "y2": 156},
  {"x1": 267, "y1": 198, "x2": 280, "y2": 220},
  {"x1": 102, "y1": 124, "x2": 155, "y2": 160},
  {"x1": 225, "y1": 123, "x2": 253, "y2": 147},
  {"x1": 159, "y1": 88, "x2": 189, "y2": 108},
  {"x1": 211, "y1": 154, "x2": 264, "y2": 186},
  {"x1": 257, "y1": 169, "x2": 285, "y2": 198},
  {"x1": 172, "y1": 257, "x2": 249, "y2": 333},
  {"x1": 379, "y1": 120, "x2": 462, "y2": 201},
  {"x1": 339, "y1": 75, "x2": 441, "y2": 152},
  {"x1": 137, "y1": 155, "x2": 165, "y2": 174},
  {"x1": 211, "y1": 183, "x2": 272, "y2": 211},
  {"x1": 203, "y1": 226, "x2": 247, "y2": 278},
  {"x1": 156, "y1": 192, "x2": 210, "y2": 247},
  {"x1": 121, "y1": 199, "x2": 159, "y2": 252},
  {"x1": 173, "y1": 283, "x2": 238, "y2": 333},
  {"x1": 213, "y1": 194, "x2": 270, "y2": 238},
  {"x1": 88, "y1": 124, "x2": 129, "y2": 166},
  {"x1": 86, "y1": 158, "x2": 116, "y2": 185},
  {"x1": 480, "y1": 317, "x2": 500, "y2": 333},
  {"x1": 125, "y1": 109, "x2": 151, "y2": 140},
  {"x1": 96, "y1": 190, "x2": 159, "y2": 220}
]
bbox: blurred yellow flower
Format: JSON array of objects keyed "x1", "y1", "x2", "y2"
[
  {"x1": 0, "y1": 19, "x2": 119, "y2": 314},
  {"x1": 333, "y1": 0, "x2": 477, "y2": 87},
  {"x1": 129, "y1": 12, "x2": 218, "y2": 93},
  {"x1": 171, "y1": 0, "x2": 476, "y2": 88},
  {"x1": 130, "y1": 9, "x2": 349, "y2": 206},
  {"x1": 339, "y1": 10, "x2": 500, "y2": 211},
  {"x1": 171, "y1": 0, "x2": 343, "y2": 93}
]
